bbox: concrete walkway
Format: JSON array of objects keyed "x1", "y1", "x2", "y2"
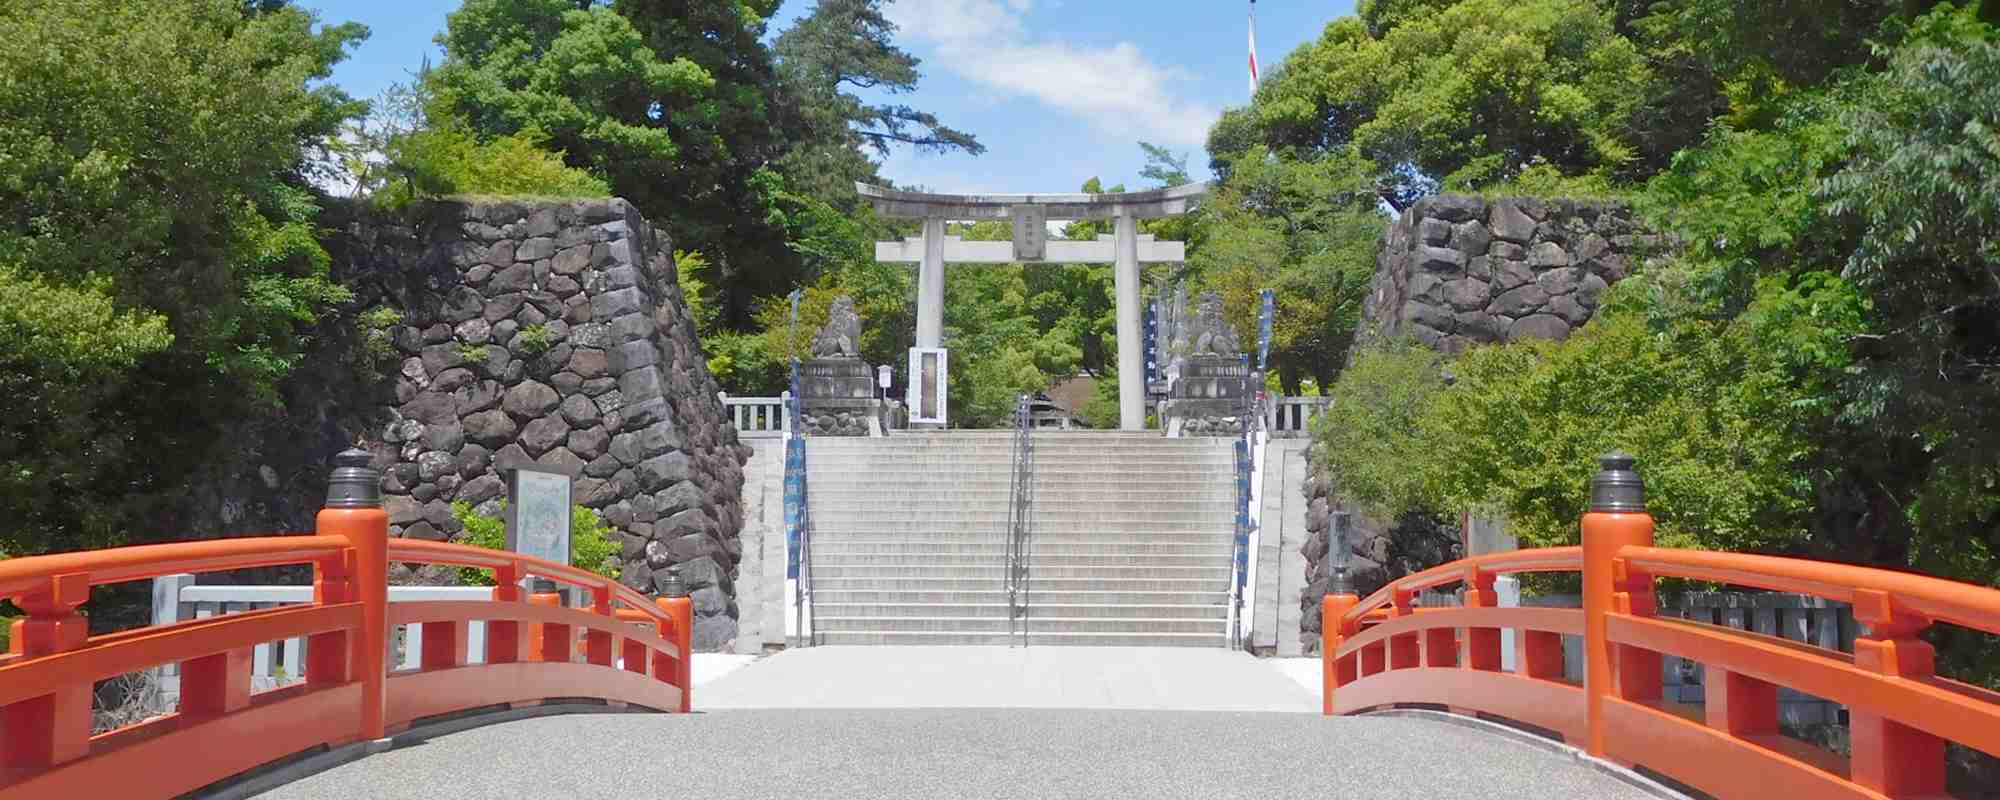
[
  {"x1": 258, "y1": 709, "x2": 1661, "y2": 800},
  {"x1": 696, "y1": 646, "x2": 1319, "y2": 712}
]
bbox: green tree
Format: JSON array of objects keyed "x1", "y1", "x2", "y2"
[
  {"x1": 0, "y1": 0, "x2": 366, "y2": 555},
  {"x1": 773, "y1": 0, "x2": 983, "y2": 160},
  {"x1": 1191, "y1": 148, "x2": 1384, "y2": 389},
  {"x1": 426, "y1": 0, "x2": 794, "y2": 327},
  {"x1": 1212, "y1": 0, "x2": 1652, "y2": 202}
]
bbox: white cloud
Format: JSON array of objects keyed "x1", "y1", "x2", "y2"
[{"x1": 885, "y1": 0, "x2": 1218, "y2": 149}]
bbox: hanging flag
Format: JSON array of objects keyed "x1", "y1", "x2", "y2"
[
  {"x1": 1248, "y1": 0, "x2": 1260, "y2": 97},
  {"x1": 1257, "y1": 288, "x2": 1275, "y2": 370}
]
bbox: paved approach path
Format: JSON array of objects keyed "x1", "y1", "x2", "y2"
[
  {"x1": 697, "y1": 645, "x2": 1320, "y2": 711},
  {"x1": 258, "y1": 648, "x2": 1662, "y2": 799},
  {"x1": 262, "y1": 710, "x2": 1657, "y2": 800}
]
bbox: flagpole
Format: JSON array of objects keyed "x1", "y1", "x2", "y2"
[{"x1": 1247, "y1": 0, "x2": 1260, "y2": 98}]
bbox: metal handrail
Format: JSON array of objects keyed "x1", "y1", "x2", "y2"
[
  {"x1": 1005, "y1": 394, "x2": 1036, "y2": 646},
  {"x1": 1227, "y1": 357, "x2": 1260, "y2": 648}
]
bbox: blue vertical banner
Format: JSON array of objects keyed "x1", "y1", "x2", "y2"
[
  {"x1": 784, "y1": 359, "x2": 805, "y2": 579},
  {"x1": 1233, "y1": 439, "x2": 1251, "y2": 593},
  {"x1": 1256, "y1": 288, "x2": 1274, "y2": 371},
  {"x1": 784, "y1": 438, "x2": 802, "y2": 579}
]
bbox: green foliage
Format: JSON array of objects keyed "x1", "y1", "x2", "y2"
[
  {"x1": 376, "y1": 125, "x2": 610, "y2": 206},
  {"x1": 1318, "y1": 275, "x2": 1859, "y2": 554},
  {"x1": 353, "y1": 306, "x2": 405, "y2": 384},
  {"x1": 1075, "y1": 380, "x2": 1122, "y2": 430},
  {"x1": 0, "y1": 0, "x2": 365, "y2": 556},
  {"x1": 427, "y1": 0, "x2": 796, "y2": 329},
  {"x1": 449, "y1": 501, "x2": 620, "y2": 586},
  {"x1": 1216, "y1": 0, "x2": 1651, "y2": 200},
  {"x1": 773, "y1": 0, "x2": 982, "y2": 158},
  {"x1": 675, "y1": 251, "x2": 719, "y2": 336},
  {"x1": 515, "y1": 324, "x2": 552, "y2": 355},
  {"x1": 1191, "y1": 147, "x2": 1384, "y2": 389},
  {"x1": 1311, "y1": 339, "x2": 1449, "y2": 517},
  {"x1": 0, "y1": 267, "x2": 175, "y2": 373}
]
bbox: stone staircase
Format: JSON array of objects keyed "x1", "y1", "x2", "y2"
[{"x1": 806, "y1": 432, "x2": 1237, "y2": 646}]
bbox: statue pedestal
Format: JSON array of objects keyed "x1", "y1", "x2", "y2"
[
  {"x1": 800, "y1": 358, "x2": 878, "y2": 436},
  {"x1": 1165, "y1": 357, "x2": 1252, "y2": 437}
]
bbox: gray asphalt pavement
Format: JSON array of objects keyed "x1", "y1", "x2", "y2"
[{"x1": 256, "y1": 709, "x2": 1659, "y2": 799}]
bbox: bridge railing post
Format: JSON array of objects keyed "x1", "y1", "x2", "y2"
[
  {"x1": 1847, "y1": 588, "x2": 1946, "y2": 795},
  {"x1": 1, "y1": 572, "x2": 91, "y2": 769},
  {"x1": 319, "y1": 448, "x2": 390, "y2": 742},
  {"x1": 654, "y1": 575, "x2": 693, "y2": 713},
  {"x1": 1461, "y1": 566, "x2": 1499, "y2": 671},
  {"x1": 1320, "y1": 592, "x2": 1358, "y2": 716},
  {"x1": 1580, "y1": 452, "x2": 1654, "y2": 759}
]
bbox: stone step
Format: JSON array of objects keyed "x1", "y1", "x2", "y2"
[
  {"x1": 811, "y1": 589, "x2": 1228, "y2": 605},
  {"x1": 813, "y1": 603, "x2": 1226, "y2": 620},
  {"x1": 812, "y1": 630, "x2": 1228, "y2": 647},
  {"x1": 805, "y1": 525, "x2": 1233, "y2": 537},
  {"x1": 812, "y1": 541, "x2": 1234, "y2": 557},
  {"x1": 808, "y1": 454, "x2": 1235, "y2": 464},
  {"x1": 806, "y1": 505, "x2": 1234, "y2": 520},
  {"x1": 813, "y1": 615, "x2": 1227, "y2": 634},
  {"x1": 814, "y1": 552, "x2": 1230, "y2": 568},
  {"x1": 812, "y1": 563, "x2": 1229, "y2": 579},
  {"x1": 804, "y1": 477, "x2": 1231, "y2": 490},
  {"x1": 802, "y1": 488, "x2": 1239, "y2": 502},
  {"x1": 810, "y1": 577, "x2": 1231, "y2": 593},
  {"x1": 794, "y1": 431, "x2": 1239, "y2": 648}
]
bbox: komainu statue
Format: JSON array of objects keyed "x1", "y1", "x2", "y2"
[
  {"x1": 1190, "y1": 291, "x2": 1242, "y2": 358},
  {"x1": 810, "y1": 295, "x2": 863, "y2": 359}
]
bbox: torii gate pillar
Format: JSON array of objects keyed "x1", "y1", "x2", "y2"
[
  {"x1": 1112, "y1": 211, "x2": 1143, "y2": 430},
  {"x1": 916, "y1": 216, "x2": 947, "y2": 348},
  {"x1": 861, "y1": 182, "x2": 1208, "y2": 430}
]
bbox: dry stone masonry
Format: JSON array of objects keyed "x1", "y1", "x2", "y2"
[
  {"x1": 356, "y1": 198, "x2": 748, "y2": 650},
  {"x1": 1302, "y1": 194, "x2": 1669, "y2": 652},
  {"x1": 1356, "y1": 195, "x2": 1666, "y2": 353}
]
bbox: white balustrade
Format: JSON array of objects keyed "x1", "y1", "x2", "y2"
[
  {"x1": 150, "y1": 580, "x2": 501, "y2": 696},
  {"x1": 719, "y1": 391, "x2": 790, "y2": 438},
  {"x1": 1268, "y1": 396, "x2": 1330, "y2": 438}
]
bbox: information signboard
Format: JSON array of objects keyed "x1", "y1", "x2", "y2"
[{"x1": 505, "y1": 465, "x2": 572, "y2": 569}]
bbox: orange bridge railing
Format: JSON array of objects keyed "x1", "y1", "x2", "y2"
[
  {"x1": 1321, "y1": 453, "x2": 2000, "y2": 799},
  {"x1": 0, "y1": 449, "x2": 692, "y2": 798}
]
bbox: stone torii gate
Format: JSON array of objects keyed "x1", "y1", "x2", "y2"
[{"x1": 858, "y1": 182, "x2": 1208, "y2": 430}]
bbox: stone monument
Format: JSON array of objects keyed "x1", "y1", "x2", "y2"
[
  {"x1": 1164, "y1": 291, "x2": 1252, "y2": 436},
  {"x1": 800, "y1": 296, "x2": 877, "y2": 436}
]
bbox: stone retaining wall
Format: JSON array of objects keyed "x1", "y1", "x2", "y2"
[
  {"x1": 343, "y1": 198, "x2": 748, "y2": 650},
  {"x1": 1356, "y1": 195, "x2": 1663, "y2": 353}
]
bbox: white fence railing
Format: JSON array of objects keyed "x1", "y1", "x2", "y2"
[
  {"x1": 1267, "y1": 396, "x2": 1330, "y2": 438},
  {"x1": 1406, "y1": 588, "x2": 1854, "y2": 727},
  {"x1": 720, "y1": 392, "x2": 789, "y2": 438},
  {"x1": 150, "y1": 577, "x2": 503, "y2": 695}
]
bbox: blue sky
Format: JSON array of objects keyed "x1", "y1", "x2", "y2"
[{"x1": 301, "y1": 0, "x2": 1357, "y2": 193}]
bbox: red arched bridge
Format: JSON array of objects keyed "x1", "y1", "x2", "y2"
[{"x1": 2, "y1": 451, "x2": 1996, "y2": 799}]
